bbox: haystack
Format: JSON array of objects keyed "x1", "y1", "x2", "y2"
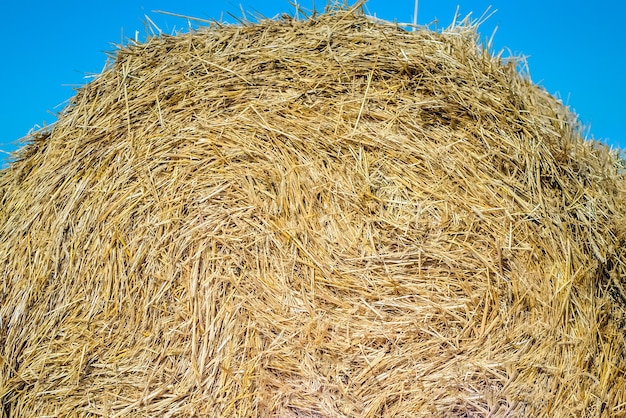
[{"x1": 1, "y1": 4, "x2": 625, "y2": 417}]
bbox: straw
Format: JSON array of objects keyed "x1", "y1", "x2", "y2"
[{"x1": 1, "y1": 4, "x2": 625, "y2": 417}]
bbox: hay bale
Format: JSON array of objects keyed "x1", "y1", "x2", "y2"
[{"x1": 1, "y1": 5, "x2": 626, "y2": 417}]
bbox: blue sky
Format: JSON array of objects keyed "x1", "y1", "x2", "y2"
[{"x1": 2, "y1": 1, "x2": 625, "y2": 167}]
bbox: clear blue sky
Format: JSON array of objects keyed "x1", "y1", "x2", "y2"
[{"x1": 2, "y1": 1, "x2": 625, "y2": 167}]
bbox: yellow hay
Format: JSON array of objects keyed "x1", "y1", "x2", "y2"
[{"x1": 1, "y1": 5, "x2": 625, "y2": 417}]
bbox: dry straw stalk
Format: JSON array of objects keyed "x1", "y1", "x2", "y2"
[{"x1": 1, "y1": 4, "x2": 626, "y2": 417}]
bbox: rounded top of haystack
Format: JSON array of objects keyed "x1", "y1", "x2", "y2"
[{"x1": 1, "y1": 5, "x2": 625, "y2": 417}]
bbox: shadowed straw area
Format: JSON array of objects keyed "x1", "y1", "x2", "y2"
[{"x1": 1, "y1": 5, "x2": 626, "y2": 417}]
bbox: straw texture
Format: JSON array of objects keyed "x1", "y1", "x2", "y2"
[{"x1": 1, "y1": 5, "x2": 626, "y2": 417}]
